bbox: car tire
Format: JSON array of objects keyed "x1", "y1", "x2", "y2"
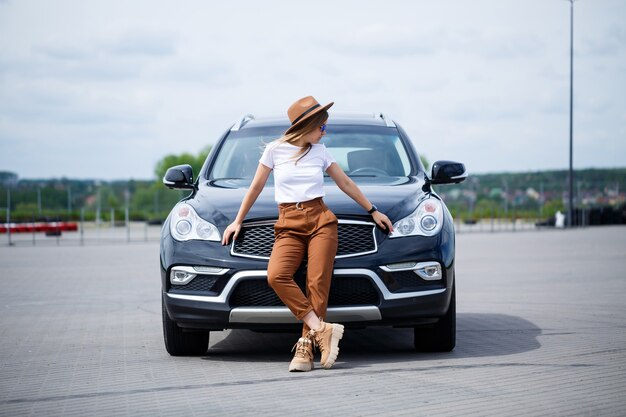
[
  {"x1": 413, "y1": 284, "x2": 456, "y2": 352},
  {"x1": 162, "y1": 295, "x2": 210, "y2": 356}
]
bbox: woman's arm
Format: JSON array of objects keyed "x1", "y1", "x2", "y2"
[
  {"x1": 326, "y1": 163, "x2": 394, "y2": 233},
  {"x1": 221, "y1": 163, "x2": 272, "y2": 245}
]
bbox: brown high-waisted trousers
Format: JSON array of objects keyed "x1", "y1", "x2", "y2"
[{"x1": 267, "y1": 197, "x2": 339, "y2": 337}]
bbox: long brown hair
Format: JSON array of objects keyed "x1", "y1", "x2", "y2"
[{"x1": 279, "y1": 110, "x2": 328, "y2": 164}]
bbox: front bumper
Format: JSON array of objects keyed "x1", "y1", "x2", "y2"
[
  {"x1": 162, "y1": 265, "x2": 454, "y2": 331},
  {"x1": 161, "y1": 221, "x2": 455, "y2": 331}
]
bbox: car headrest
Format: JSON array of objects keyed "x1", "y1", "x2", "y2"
[{"x1": 347, "y1": 149, "x2": 380, "y2": 172}]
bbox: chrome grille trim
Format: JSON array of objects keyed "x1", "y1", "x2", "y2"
[{"x1": 229, "y1": 219, "x2": 378, "y2": 260}]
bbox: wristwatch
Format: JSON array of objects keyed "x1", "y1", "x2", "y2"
[{"x1": 367, "y1": 205, "x2": 378, "y2": 214}]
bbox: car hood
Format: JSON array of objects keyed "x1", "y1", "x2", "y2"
[{"x1": 187, "y1": 176, "x2": 432, "y2": 226}]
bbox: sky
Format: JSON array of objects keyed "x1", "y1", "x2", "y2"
[{"x1": 0, "y1": 0, "x2": 624, "y2": 180}]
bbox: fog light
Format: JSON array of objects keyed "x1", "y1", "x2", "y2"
[
  {"x1": 414, "y1": 262, "x2": 442, "y2": 281},
  {"x1": 170, "y1": 270, "x2": 196, "y2": 285}
]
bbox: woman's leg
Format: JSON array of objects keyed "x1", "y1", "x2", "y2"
[
  {"x1": 267, "y1": 233, "x2": 314, "y2": 320},
  {"x1": 304, "y1": 221, "x2": 344, "y2": 370},
  {"x1": 301, "y1": 215, "x2": 338, "y2": 337},
  {"x1": 302, "y1": 310, "x2": 322, "y2": 331}
]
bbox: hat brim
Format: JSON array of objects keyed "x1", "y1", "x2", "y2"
[{"x1": 285, "y1": 101, "x2": 334, "y2": 135}]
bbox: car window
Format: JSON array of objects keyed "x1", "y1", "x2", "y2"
[
  {"x1": 209, "y1": 125, "x2": 413, "y2": 180},
  {"x1": 211, "y1": 135, "x2": 272, "y2": 179}
]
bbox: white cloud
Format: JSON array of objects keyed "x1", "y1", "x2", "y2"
[
  {"x1": 0, "y1": 0, "x2": 624, "y2": 179},
  {"x1": 104, "y1": 32, "x2": 178, "y2": 56}
]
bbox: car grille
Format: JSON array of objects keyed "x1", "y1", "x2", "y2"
[
  {"x1": 229, "y1": 275, "x2": 380, "y2": 307},
  {"x1": 232, "y1": 220, "x2": 376, "y2": 259}
]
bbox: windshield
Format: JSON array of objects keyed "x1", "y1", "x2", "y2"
[{"x1": 208, "y1": 125, "x2": 413, "y2": 181}]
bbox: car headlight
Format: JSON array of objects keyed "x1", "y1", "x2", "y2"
[
  {"x1": 170, "y1": 203, "x2": 221, "y2": 242},
  {"x1": 389, "y1": 198, "x2": 444, "y2": 238}
]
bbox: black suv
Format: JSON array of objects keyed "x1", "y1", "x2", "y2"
[{"x1": 161, "y1": 112, "x2": 466, "y2": 355}]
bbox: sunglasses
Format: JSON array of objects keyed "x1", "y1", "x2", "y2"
[{"x1": 320, "y1": 124, "x2": 327, "y2": 133}]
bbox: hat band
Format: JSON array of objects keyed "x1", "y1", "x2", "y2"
[{"x1": 291, "y1": 104, "x2": 321, "y2": 125}]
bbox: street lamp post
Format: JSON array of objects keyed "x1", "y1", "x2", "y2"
[
  {"x1": 6, "y1": 188, "x2": 12, "y2": 246},
  {"x1": 566, "y1": 0, "x2": 575, "y2": 227},
  {"x1": 67, "y1": 186, "x2": 72, "y2": 215}
]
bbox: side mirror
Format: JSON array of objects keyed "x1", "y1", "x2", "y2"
[
  {"x1": 163, "y1": 164, "x2": 195, "y2": 190},
  {"x1": 430, "y1": 160, "x2": 467, "y2": 185}
]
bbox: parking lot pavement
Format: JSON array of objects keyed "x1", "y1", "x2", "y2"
[{"x1": 0, "y1": 226, "x2": 625, "y2": 416}]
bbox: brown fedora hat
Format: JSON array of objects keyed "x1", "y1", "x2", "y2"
[{"x1": 285, "y1": 96, "x2": 334, "y2": 135}]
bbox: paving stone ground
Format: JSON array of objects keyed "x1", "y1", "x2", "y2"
[{"x1": 0, "y1": 226, "x2": 625, "y2": 416}]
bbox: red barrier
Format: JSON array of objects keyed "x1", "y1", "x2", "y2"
[
  {"x1": 0, "y1": 222, "x2": 79, "y2": 234},
  {"x1": 60, "y1": 222, "x2": 78, "y2": 231}
]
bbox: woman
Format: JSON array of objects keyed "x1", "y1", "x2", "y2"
[{"x1": 222, "y1": 96, "x2": 394, "y2": 372}]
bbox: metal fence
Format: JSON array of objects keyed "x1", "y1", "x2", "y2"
[{"x1": 454, "y1": 218, "x2": 547, "y2": 233}]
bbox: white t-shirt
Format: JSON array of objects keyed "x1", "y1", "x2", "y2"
[{"x1": 259, "y1": 140, "x2": 336, "y2": 203}]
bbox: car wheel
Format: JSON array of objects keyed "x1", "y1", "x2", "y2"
[
  {"x1": 414, "y1": 284, "x2": 456, "y2": 352},
  {"x1": 162, "y1": 295, "x2": 210, "y2": 356}
]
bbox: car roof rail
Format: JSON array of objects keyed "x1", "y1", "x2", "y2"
[
  {"x1": 375, "y1": 112, "x2": 396, "y2": 127},
  {"x1": 231, "y1": 114, "x2": 255, "y2": 131}
]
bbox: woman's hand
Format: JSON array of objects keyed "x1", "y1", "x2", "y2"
[
  {"x1": 221, "y1": 222, "x2": 242, "y2": 246},
  {"x1": 372, "y1": 211, "x2": 394, "y2": 234},
  {"x1": 221, "y1": 164, "x2": 272, "y2": 246}
]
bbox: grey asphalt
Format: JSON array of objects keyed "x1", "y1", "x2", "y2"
[{"x1": 0, "y1": 226, "x2": 625, "y2": 416}]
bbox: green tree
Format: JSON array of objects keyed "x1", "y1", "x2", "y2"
[{"x1": 154, "y1": 145, "x2": 212, "y2": 181}]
